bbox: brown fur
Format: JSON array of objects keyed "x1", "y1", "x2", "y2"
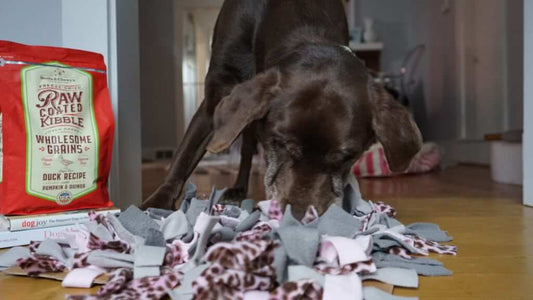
[{"x1": 141, "y1": 0, "x2": 422, "y2": 217}]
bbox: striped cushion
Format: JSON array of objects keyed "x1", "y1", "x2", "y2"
[{"x1": 353, "y1": 143, "x2": 441, "y2": 178}]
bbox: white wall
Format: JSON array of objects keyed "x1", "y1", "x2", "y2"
[
  {"x1": 462, "y1": 0, "x2": 505, "y2": 140},
  {"x1": 61, "y1": 0, "x2": 109, "y2": 62},
  {"x1": 139, "y1": 0, "x2": 181, "y2": 159},
  {"x1": 0, "y1": 0, "x2": 142, "y2": 209},
  {"x1": 524, "y1": 0, "x2": 533, "y2": 206},
  {"x1": 0, "y1": 0, "x2": 63, "y2": 46},
  {"x1": 504, "y1": 0, "x2": 524, "y2": 132},
  {"x1": 0, "y1": 0, "x2": 109, "y2": 61},
  {"x1": 355, "y1": 0, "x2": 412, "y2": 72},
  {"x1": 408, "y1": 0, "x2": 460, "y2": 142}
]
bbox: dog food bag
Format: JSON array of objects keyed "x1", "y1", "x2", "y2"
[{"x1": 0, "y1": 41, "x2": 115, "y2": 215}]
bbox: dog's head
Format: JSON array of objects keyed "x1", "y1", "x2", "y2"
[{"x1": 207, "y1": 45, "x2": 422, "y2": 217}]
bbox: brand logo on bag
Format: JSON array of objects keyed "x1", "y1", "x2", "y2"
[
  {"x1": 36, "y1": 90, "x2": 85, "y2": 129},
  {"x1": 57, "y1": 191, "x2": 73, "y2": 205}
]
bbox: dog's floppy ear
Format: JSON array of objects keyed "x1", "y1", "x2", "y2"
[
  {"x1": 207, "y1": 68, "x2": 282, "y2": 153},
  {"x1": 368, "y1": 79, "x2": 423, "y2": 172}
]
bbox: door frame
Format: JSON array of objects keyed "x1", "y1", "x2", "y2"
[
  {"x1": 62, "y1": 0, "x2": 142, "y2": 209},
  {"x1": 524, "y1": 0, "x2": 532, "y2": 207}
]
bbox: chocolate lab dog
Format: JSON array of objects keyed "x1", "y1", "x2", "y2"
[{"x1": 141, "y1": 0, "x2": 422, "y2": 217}]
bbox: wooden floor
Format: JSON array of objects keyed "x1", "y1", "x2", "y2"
[
  {"x1": 1, "y1": 165, "x2": 531, "y2": 299},
  {"x1": 357, "y1": 166, "x2": 531, "y2": 300}
]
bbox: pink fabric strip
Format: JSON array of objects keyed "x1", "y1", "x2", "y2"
[
  {"x1": 62, "y1": 266, "x2": 105, "y2": 288},
  {"x1": 320, "y1": 236, "x2": 372, "y2": 266},
  {"x1": 323, "y1": 272, "x2": 362, "y2": 300}
]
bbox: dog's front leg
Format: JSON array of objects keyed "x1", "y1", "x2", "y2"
[{"x1": 141, "y1": 101, "x2": 213, "y2": 210}]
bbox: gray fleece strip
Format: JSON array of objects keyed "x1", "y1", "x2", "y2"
[
  {"x1": 162, "y1": 210, "x2": 190, "y2": 240},
  {"x1": 372, "y1": 252, "x2": 452, "y2": 276},
  {"x1": 34, "y1": 240, "x2": 68, "y2": 263},
  {"x1": 288, "y1": 265, "x2": 325, "y2": 286},
  {"x1": 277, "y1": 226, "x2": 319, "y2": 267},
  {"x1": 0, "y1": 247, "x2": 30, "y2": 269},
  {"x1": 185, "y1": 199, "x2": 208, "y2": 225},
  {"x1": 146, "y1": 207, "x2": 174, "y2": 219},
  {"x1": 361, "y1": 267, "x2": 419, "y2": 288},
  {"x1": 87, "y1": 250, "x2": 134, "y2": 269},
  {"x1": 118, "y1": 206, "x2": 160, "y2": 239},
  {"x1": 235, "y1": 210, "x2": 261, "y2": 232},
  {"x1": 240, "y1": 199, "x2": 255, "y2": 213},
  {"x1": 318, "y1": 204, "x2": 361, "y2": 237},
  {"x1": 405, "y1": 223, "x2": 453, "y2": 242}
]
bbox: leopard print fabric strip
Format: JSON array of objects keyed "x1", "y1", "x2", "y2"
[
  {"x1": 268, "y1": 200, "x2": 283, "y2": 221},
  {"x1": 406, "y1": 234, "x2": 457, "y2": 256},
  {"x1": 269, "y1": 279, "x2": 324, "y2": 299},
  {"x1": 16, "y1": 240, "x2": 66, "y2": 275},
  {"x1": 67, "y1": 268, "x2": 181, "y2": 300},
  {"x1": 163, "y1": 240, "x2": 189, "y2": 269},
  {"x1": 314, "y1": 259, "x2": 377, "y2": 276},
  {"x1": 236, "y1": 222, "x2": 274, "y2": 242},
  {"x1": 192, "y1": 239, "x2": 278, "y2": 299},
  {"x1": 372, "y1": 201, "x2": 397, "y2": 217},
  {"x1": 72, "y1": 252, "x2": 91, "y2": 269},
  {"x1": 16, "y1": 256, "x2": 66, "y2": 276},
  {"x1": 388, "y1": 246, "x2": 413, "y2": 259},
  {"x1": 87, "y1": 233, "x2": 130, "y2": 253}
]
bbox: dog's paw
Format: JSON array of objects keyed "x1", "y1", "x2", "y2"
[
  {"x1": 220, "y1": 187, "x2": 247, "y2": 205},
  {"x1": 140, "y1": 185, "x2": 176, "y2": 210}
]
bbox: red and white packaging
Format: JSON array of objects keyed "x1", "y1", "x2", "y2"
[{"x1": 0, "y1": 41, "x2": 115, "y2": 215}]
